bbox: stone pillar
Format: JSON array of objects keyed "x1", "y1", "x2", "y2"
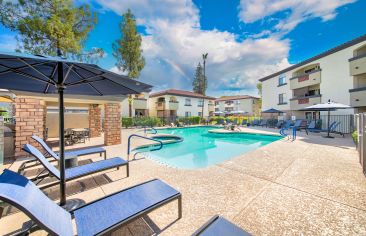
[
  {"x1": 14, "y1": 98, "x2": 46, "y2": 157},
  {"x1": 0, "y1": 117, "x2": 4, "y2": 173},
  {"x1": 104, "y1": 103, "x2": 121, "y2": 146},
  {"x1": 89, "y1": 104, "x2": 101, "y2": 138}
]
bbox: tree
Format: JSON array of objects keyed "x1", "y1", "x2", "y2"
[
  {"x1": 113, "y1": 9, "x2": 145, "y2": 117},
  {"x1": 0, "y1": 0, "x2": 102, "y2": 60},
  {"x1": 256, "y1": 83, "x2": 262, "y2": 111},
  {"x1": 192, "y1": 63, "x2": 206, "y2": 95}
]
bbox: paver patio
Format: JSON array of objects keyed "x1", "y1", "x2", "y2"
[{"x1": 1, "y1": 127, "x2": 365, "y2": 235}]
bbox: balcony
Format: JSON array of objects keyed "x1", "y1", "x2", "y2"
[
  {"x1": 350, "y1": 87, "x2": 366, "y2": 107},
  {"x1": 208, "y1": 103, "x2": 215, "y2": 111},
  {"x1": 289, "y1": 69, "x2": 321, "y2": 90},
  {"x1": 133, "y1": 98, "x2": 147, "y2": 110},
  {"x1": 349, "y1": 54, "x2": 366, "y2": 76},
  {"x1": 168, "y1": 101, "x2": 179, "y2": 110},
  {"x1": 290, "y1": 95, "x2": 321, "y2": 110},
  {"x1": 156, "y1": 102, "x2": 166, "y2": 110}
]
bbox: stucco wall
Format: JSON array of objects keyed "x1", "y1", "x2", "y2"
[{"x1": 47, "y1": 113, "x2": 89, "y2": 138}]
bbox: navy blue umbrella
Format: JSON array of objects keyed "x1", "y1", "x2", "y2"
[
  {"x1": 262, "y1": 108, "x2": 284, "y2": 114},
  {"x1": 0, "y1": 52, "x2": 152, "y2": 205}
]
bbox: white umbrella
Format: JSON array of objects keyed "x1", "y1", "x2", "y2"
[
  {"x1": 231, "y1": 110, "x2": 245, "y2": 114},
  {"x1": 301, "y1": 100, "x2": 351, "y2": 138}
]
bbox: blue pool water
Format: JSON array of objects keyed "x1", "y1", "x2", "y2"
[{"x1": 136, "y1": 126, "x2": 282, "y2": 169}]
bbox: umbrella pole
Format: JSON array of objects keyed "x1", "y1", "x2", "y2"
[{"x1": 57, "y1": 62, "x2": 66, "y2": 206}]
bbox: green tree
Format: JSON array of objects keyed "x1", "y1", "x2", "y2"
[
  {"x1": 256, "y1": 82, "x2": 262, "y2": 110},
  {"x1": 192, "y1": 62, "x2": 206, "y2": 94},
  {"x1": 113, "y1": 9, "x2": 145, "y2": 117},
  {"x1": 0, "y1": 0, "x2": 102, "y2": 61}
]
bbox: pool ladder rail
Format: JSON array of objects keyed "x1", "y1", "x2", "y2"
[{"x1": 127, "y1": 134, "x2": 163, "y2": 161}]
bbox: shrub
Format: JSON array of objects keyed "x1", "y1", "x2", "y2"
[
  {"x1": 121, "y1": 117, "x2": 133, "y2": 128},
  {"x1": 267, "y1": 118, "x2": 278, "y2": 127},
  {"x1": 177, "y1": 116, "x2": 201, "y2": 125},
  {"x1": 352, "y1": 130, "x2": 358, "y2": 144}
]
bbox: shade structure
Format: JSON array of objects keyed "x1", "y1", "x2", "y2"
[
  {"x1": 300, "y1": 100, "x2": 351, "y2": 138},
  {"x1": 231, "y1": 110, "x2": 245, "y2": 114},
  {"x1": 262, "y1": 108, "x2": 283, "y2": 113},
  {"x1": 0, "y1": 96, "x2": 13, "y2": 103},
  {"x1": 213, "y1": 111, "x2": 224, "y2": 115},
  {"x1": 0, "y1": 52, "x2": 152, "y2": 205}
]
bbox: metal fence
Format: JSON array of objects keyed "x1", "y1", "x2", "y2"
[
  {"x1": 355, "y1": 113, "x2": 366, "y2": 176},
  {"x1": 316, "y1": 115, "x2": 354, "y2": 134}
]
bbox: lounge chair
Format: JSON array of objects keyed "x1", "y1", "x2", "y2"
[
  {"x1": 306, "y1": 121, "x2": 336, "y2": 134},
  {"x1": 192, "y1": 215, "x2": 251, "y2": 236},
  {"x1": 22, "y1": 144, "x2": 129, "y2": 187},
  {"x1": 276, "y1": 120, "x2": 284, "y2": 128},
  {"x1": 0, "y1": 169, "x2": 182, "y2": 236},
  {"x1": 251, "y1": 119, "x2": 260, "y2": 126},
  {"x1": 241, "y1": 120, "x2": 247, "y2": 126},
  {"x1": 18, "y1": 135, "x2": 107, "y2": 174},
  {"x1": 291, "y1": 120, "x2": 304, "y2": 130},
  {"x1": 259, "y1": 120, "x2": 267, "y2": 127},
  {"x1": 306, "y1": 121, "x2": 344, "y2": 137}
]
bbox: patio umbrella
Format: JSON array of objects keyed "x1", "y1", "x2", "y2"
[
  {"x1": 262, "y1": 108, "x2": 283, "y2": 114},
  {"x1": 0, "y1": 52, "x2": 152, "y2": 205},
  {"x1": 301, "y1": 99, "x2": 351, "y2": 138}
]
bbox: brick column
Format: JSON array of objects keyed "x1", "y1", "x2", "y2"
[
  {"x1": 104, "y1": 103, "x2": 121, "y2": 146},
  {"x1": 0, "y1": 117, "x2": 4, "y2": 173},
  {"x1": 89, "y1": 104, "x2": 101, "y2": 138},
  {"x1": 14, "y1": 98, "x2": 46, "y2": 157}
]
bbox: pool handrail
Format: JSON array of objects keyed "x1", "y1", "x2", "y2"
[
  {"x1": 145, "y1": 126, "x2": 158, "y2": 134},
  {"x1": 127, "y1": 134, "x2": 163, "y2": 161}
]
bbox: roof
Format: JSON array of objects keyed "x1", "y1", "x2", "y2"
[
  {"x1": 259, "y1": 34, "x2": 366, "y2": 82},
  {"x1": 149, "y1": 89, "x2": 216, "y2": 100},
  {"x1": 215, "y1": 95, "x2": 259, "y2": 102}
]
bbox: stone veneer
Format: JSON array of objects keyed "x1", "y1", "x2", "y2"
[
  {"x1": 89, "y1": 104, "x2": 101, "y2": 138},
  {"x1": 104, "y1": 103, "x2": 121, "y2": 146},
  {"x1": 14, "y1": 98, "x2": 46, "y2": 157},
  {"x1": 0, "y1": 117, "x2": 4, "y2": 173}
]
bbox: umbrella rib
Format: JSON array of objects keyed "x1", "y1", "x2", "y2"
[
  {"x1": 0, "y1": 62, "x2": 54, "y2": 85},
  {"x1": 18, "y1": 58, "x2": 55, "y2": 84},
  {"x1": 0, "y1": 61, "x2": 50, "y2": 76},
  {"x1": 62, "y1": 64, "x2": 74, "y2": 84},
  {"x1": 64, "y1": 65, "x2": 107, "y2": 86},
  {"x1": 50, "y1": 63, "x2": 58, "y2": 82},
  {"x1": 87, "y1": 83, "x2": 103, "y2": 96}
]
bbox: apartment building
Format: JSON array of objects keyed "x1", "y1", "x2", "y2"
[
  {"x1": 214, "y1": 95, "x2": 260, "y2": 116},
  {"x1": 259, "y1": 34, "x2": 366, "y2": 119},
  {"x1": 121, "y1": 92, "x2": 149, "y2": 117},
  {"x1": 149, "y1": 89, "x2": 215, "y2": 119}
]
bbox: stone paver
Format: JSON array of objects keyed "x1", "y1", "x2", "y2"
[{"x1": 1, "y1": 127, "x2": 365, "y2": 236}]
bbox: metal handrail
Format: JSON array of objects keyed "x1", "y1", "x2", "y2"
[
  {"x1": 127, "y1": 134, "x2": 163, "y2": 161},
  {"x1": 144, "y1": 126, "x2": 158, "y2": 134}
]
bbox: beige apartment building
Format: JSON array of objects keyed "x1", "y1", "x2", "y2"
[
  {"x1": 214, "y1": 95, "x2": 260, "y2": 116},
  {"x1": 149, "y1": 89, "x2": 215, "y2": 119},
  {"x1": 259, "y1": 34, "x2": 366, "y2": 119},
  {"x1": 121, "y1": 92, "x2": 149, "y2": 117}
]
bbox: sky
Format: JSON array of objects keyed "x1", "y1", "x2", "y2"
[{"x1": 0, "y1": 0, "x2": 365, "y2": 97}]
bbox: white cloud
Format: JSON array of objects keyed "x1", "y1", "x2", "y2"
[
  {"x1": 97, "y1": 0, "x2": 292, "y2": 95},
  {"x1": 238, "y1": 0, "x2": 356, "y2": 33}
]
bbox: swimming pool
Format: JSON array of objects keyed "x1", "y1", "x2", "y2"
[{"x1": 136, "y1": 126, "x2": 282, "y2": 169}]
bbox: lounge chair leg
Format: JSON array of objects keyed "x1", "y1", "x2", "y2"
[
  {"x1": 178, "y1": 195, "x2": 182, "y2": 219},
  {"x1": 126, "y1": 164, "x2": 129, "y2": 177}
]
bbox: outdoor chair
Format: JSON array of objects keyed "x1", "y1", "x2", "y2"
[
  {"x1": 276, "y1": 120, "x2": 284, "y2": 128},
  {"x1": 18, "y1": 135, "x2": 107, "y2": 174},
  {"x1": 291, "y1": 120, "x2": 304, "y2": 130},
  {"x1": 306, "y1": 121, "x2": 336, "y2": 135},
  {"x1": 22, "y1": 144, "x2": 129, "y2": 188},
  {"x1": 306, "y1": 121, "x2": 344, "y2": 137},
  {"x1": 241, "y1": 120, "x2": 247, "y2": 126},
  {"x1": 259, "y1": 120, "x2": 267, "y2": 127},
  {"x1": 192, "y1": 215, "x2": 251, "y2": 236},
  {"x1": 251, "y1": 119, "x2": 260, "y2": 126},
  {"x1": 0, "y1": 169, "x2": 182, "y2": 236}
]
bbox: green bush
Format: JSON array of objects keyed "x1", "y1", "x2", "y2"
[
  {"x1": 267, "y1": 118, "x2": 278, "y2": 127},
  {"x1": 122, "y1": 117, "x2": 162, "y2": 128},
  {"x1": 352, "y1": 130, "x2": 358, "y2": 144},
  {"x1": 121, "y1": 117, "x2": 133, "y2": 128},
  {"x1": 177, "y1": 116, "x2": 201, "y2": 125}
]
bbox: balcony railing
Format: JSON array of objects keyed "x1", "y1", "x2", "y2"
[
  {"x1": 350, "y1": 86, "x2": 366, "y2": 107},
  {"x1": 168, "y1": 101, "x2": 179, "y2": 110},
  {"x1": 290, "y1": 94, "x2": 321, "y2": 110},
  {"x1": 349, "y1": 54, "x2": 366, "y2": 76},
  {"x1": 289, "y1": 69, "x2": 321, "y2": 90}
]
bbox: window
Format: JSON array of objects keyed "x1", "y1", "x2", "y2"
[
  {"x1": 278, "y1": 74, "x2": 286, "y2": 86},
  {"x1": 198, "y1": 99, "x2": 204, "y2": 107},
  {"x1": 185, "y1": 111, "x2": 191, "y2": 117},
  {"x1": 234, "y1": 100, "x2": 240, "y2": 105},
  {"x1": 215, "y1": 108, "x2": 219, "y2": 112},
  {"x1": 278, "y1": 93, "x2": 287, "y2": 104},
  {"x1": 198, "y1": 112, "x2": 202, "y2": 117},
  {"x1": 215, "y1": 101, "x2": 219, "y2": 106},
  {"x1": 185, "y1": 98, "x2": 191, "y2": 106}
]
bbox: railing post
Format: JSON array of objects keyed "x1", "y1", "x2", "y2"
[
  {"x1": 362, "y1": 113, "x2": 366, "y2": 176},
  {"x1": 0, "y1": 117, "x2": 4, "y2": 174}
]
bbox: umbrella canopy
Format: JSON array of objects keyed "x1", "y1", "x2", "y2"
[
  {"x1": 300, "y1": 100, "x2": 351, "y2": 138},
  {"x1": 0, "y1": 52, "x2": 152, "y2": 205},
  {"x1": 0, "y1": 96, "x2": 13, "y2": 103},
  {"x1": 231, "y1": 110, "x2": 245, "y2": 114},
  {"x1": 262, "y1": 108, "x2": 283, "y2": 113}
]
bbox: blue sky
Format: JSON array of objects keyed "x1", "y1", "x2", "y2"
[{"x1": 0, "y1": 0, "x2": 365, "y2": 97}]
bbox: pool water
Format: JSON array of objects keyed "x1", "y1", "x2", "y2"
[{"x1": 136, "y1": 126, "x2": 282, "y2": 169}]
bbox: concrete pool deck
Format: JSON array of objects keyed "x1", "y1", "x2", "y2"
[{"x1": 1, "y1": 127, "x2": 366, "y2": 235}]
